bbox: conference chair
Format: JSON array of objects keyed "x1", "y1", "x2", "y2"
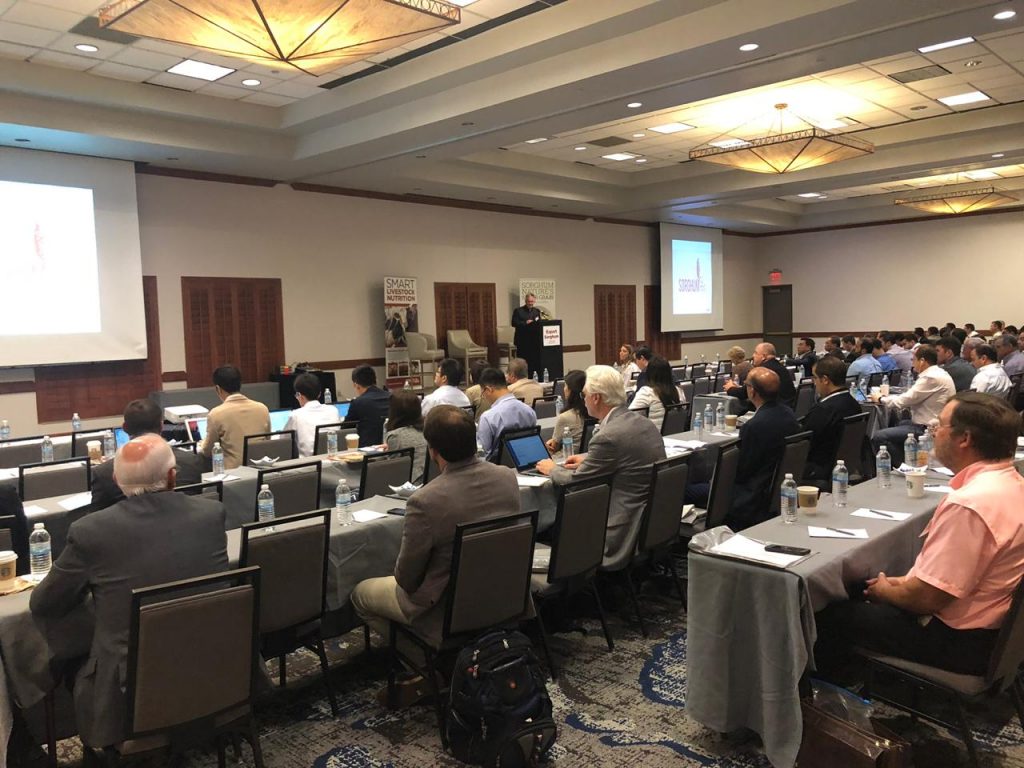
[
  {"x1": 579, "y1": 418, "x2": 599, "y2": 452},
  {"x1": 531, "y1": 475, "x2": 614, "y2": 677},
  {"x1": 240, "y1": 509, "x2": 337, "y2": 716},
  {"x1": 174, "y1": 441, "x2": 199, "y2": 454},
  {"x1": 671, "y1": 367, "x2": 688, "y2": 384},
  {"x1": 713, "y1": 373, "x2": 731, "y2": 392},
  {"x1": 359, "y1": 448, "x2": 414, "y2": 499},
  {"x1": 550, "y1": 378, "x2": 564, "y2": 399},
  {"x1": 446, "y1": 330, "x2": 488, "y2": 376},
  {"x1": 679, "y1": 440, "x2": 740, "y2": 539},
  {"x1": 255, "y1": 461, "x2": 322, "y2": 521},
  {"x1": 868, "y1": 372, "x2": 885, "y2": 388},
  {"x1": 313, "y1": 421, "x2": 359, "y2": 455},
  {"x1": 0, "y1": 435, "x2": 53, "y2": 469},
  {"x1": 82, "y1": 567, "x2": 265, "y2": 767},
  {"x1": 794, "y1": 380, "x2": 817, "y2": 420},
  {"x1": 388, "y1": 510, "x2": 538, "y2": 745},
  {"x1": 888, "y1": 369, "x2": 903, "y2": 388},
  {"x1": 175, "y1": 479, "x2": 224, "y2": 503},
  {"x1": 767, "y1": 431, "x2": 813, "y2": 516},
  {"x1": 422, "y1": 449, "x2": 435, "y2": 485},
  {"x1": 679, "y1": 380, "x2": 695, "y2": 404},
  {"x1": 718, "y1": 361, "x2": 733, "y2": 375},
  {"x1": 71, "y1": 429, "x2": 114, "y2": 458},
  {"x1": 494, "y1": 425, "x2": 542, "y2": 467},
  {"x1": 18, "y1": 457, "x2": 91, "y2": 502},
  {"x1": 495, "y1": 326, "x2": 517, "y2": 364},
  {"x1": 835, "y1": 412, "x2": 871, "y2": 483},
  {"x1": 858, "y1": 576, "x2": 1024, "y2": 768},
  {"x1": 1008, "y1": 373, "x2": 1023, "y2": 410},
  {"x1": 242, "y1": 430, "x2": 297, "y2": 466},
  {"x1": 661, "y1": 402, "x2": 692, "y2": 435},
  {"x1": 693, "y1": 376, "x2": 713, "y2": 397},
  {"x1": 406, "y1": 332, "x2": 445, "y2": 376},
  {"x1": 533, "y1": 395, "x2": 559, "y2": 419}
]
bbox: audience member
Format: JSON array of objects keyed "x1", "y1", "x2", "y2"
[
  {"x1": 30, "y1": 435, "x2": 228, "y2": 747},
  {"x1": 284, "y1": 373, "x2": 340, "y2": 457},
  {"x1": 970, "y1": 344, "x2": 1012, "y2": 397},
  {"x1": 951, "y1": 327, "x2": 967, "y2": 344},
  {"x1": 536, "y1": 365, "x2": 665, "y2": 563},
  {"x1": 727, "y1": 345, "x2": 752, "y2": 384},
  {"x1": 616, "y1": 344, "x2": 640, "y2": 387},
  {"x1": 723, "y1": 342, "x2": 796, "y2": 409},
  {"x1": 840, "y1": 335, "x2": 858, "y2": 363},
  {"x1": 544, "y1": 369, "x2": 587, "y2": 457},
  {"x1": 794, "y1": 337, "x2": 816, "y2": 378},
  {"x1": 965, "y1": 322, "x2": 980, "y2": 338},
  {"x1": 870, "y1": 345, "x2": 955, "y2": 466},
  {"x1": 628, "y1": 356, "x2": 683, "y2": 430},
  {"x1": 511, "y1": 292, "x2": 541, "y2": 353},
  {"x1": 384, "y1": 390, "x2": 428, "y2": 483},
  {"x1": 476, "y1": 367, "x2": 537, "y2": 460},
  {"x1": 994, "y1": 334, "x2": 1024, "y2": 377},
  {"x1": 884, "y1": 333, "x2": 913, "y2": 372},
  {"x1": 633, "y1": 346, "x2": 653, "y2": 389},
  {"x1": 200, "y1": 365, "x2": 271, "y2": 469},
  {"x1": 801, "y1": 356, "x2": 861, "y2": 486},
  {"x1": 935, "y1": 336, "x2": 975, "y2": 392},
  {"x1": 816, "y1": 393, "x2": 1024, "y2": 676},
  {"x1": 962, "y1": 335, "x2": 984, "y2": 362},
  {"x1": 871, "y1": 338, "x2": 897, "y2": 373},
  {"x1": 420, "y1": 358, "x2": 470, "y2": 416},
  {"x1": 823, "y1": 336, "x2": 842, "y2": 358},
  {"x1": 348, "y1": 364, "x2": 391, "y2": 447},
  {"x1": 92, "y1": 399, "x2": 203, "y2": 511},
  {"x1": 464, "y1": 358, "x2": 491, "y2": 421},
  {"x1": 506, "y1": 357, "x2": 545, "y2": 406},
  {"x1": 847, "y1": 339, "x2": 883, "y2": 378},
  {"x1": 990, "y1": 320, "x2": 1005, "y2": 338}
]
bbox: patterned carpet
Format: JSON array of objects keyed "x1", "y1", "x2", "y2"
[{"x1": 47, "y1": 572, "x2": 1024, "y2": 767}]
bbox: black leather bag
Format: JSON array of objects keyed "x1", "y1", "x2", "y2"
[{"x1": 797, "y1": 700, "x2": 911, "y2": 768}]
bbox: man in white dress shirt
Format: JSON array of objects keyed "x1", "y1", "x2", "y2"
[
  {"x1": 870, "y1": 345, "x2": 955, "y2": 466},
  {"x1": 420, "y1": 358, "x2": 471, "y2": 416},
  {"x1": 284, "y1": 373, "x2": 340, "y2": 456},
  {"x1": 969, "y1": 344, "x2": 1012, "y2": 398}
]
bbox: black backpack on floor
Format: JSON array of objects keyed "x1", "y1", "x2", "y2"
[{"x1": 446, "y1": 630, "x2": 557, "y2": 767}]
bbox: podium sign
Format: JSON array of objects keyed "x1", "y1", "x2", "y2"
[
  {"x1": 542, "y1": 324, "x2": 561, "y2": 347},
  {"x1": 518, "y1": 319, "x2": 564, "y2": 379}
]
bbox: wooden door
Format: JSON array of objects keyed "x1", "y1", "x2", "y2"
[
  {"x1": 594, "y1": 285, "x2": 637, "y2": 366},
  {"x1": 434, "y1": 282, "x2": 498, "y2": 365},
  {"x1": 762, "y1": 284, "x2": 793, "y2": 357}
]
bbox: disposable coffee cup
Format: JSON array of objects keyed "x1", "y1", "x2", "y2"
[
  {"x1": 906, "y1": 471, "x2": 926, "y2": 498},
  {"x1": 0, "y1": 551, "x2": 17, "y2": 592},
  {"x1": 870, "y1": 386, "x2": 881, "y2": 398},
  {"x1": 345, "y1": 433, "x2": 359, "y2": 451},
  {"x1": 797, "y1": 486, "x2": 819, "y2": 513},
  {"x1": 725, "y1": 414, "x2": 738, "y2": 430},
  {"x1": 87, "y1": 440, "x2": 102, "y2": 462},
  {"x1": 880, "y1": 383, "x2": 890, "y2": 397}
]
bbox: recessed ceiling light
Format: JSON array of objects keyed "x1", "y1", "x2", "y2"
[
  {"x1": 918, "y1": 37, "x2": 974, "y2": 54},
  {"x1": 994, "y1": 10, "x2": 1016, "y2": 20},
  {"x1": 964, "y1": 59, "x2": 982, "y2": 68},
  {"x1": 992, "y1": 153, "x2": 1005, "y2": 158},
  {"x1": 965, "y1": 169, "x2": 999, "y2": 180},
  {"x1": 937, "y1": 90, "x2": 990, "y2": 106},
  {"x1": 710, "y1": 138, "x2": 751, "y2": 149},
  {"x1": 798, "y1": 192, "x2": 824, "y2": 198},
  {"x1": 241, "y1": 78, "x2": 261, "y2": 86},
  {"x1": 524, "y1": 137, "x2": 547, "y2": 144},
  {"x1": 739, "y1": 43, "x2": 759, "y2": 52},
  {"x1": 602, "y1": 152, "x2": 639, "y2": 161},
  {"x1": 626, "y1": 102, "x2": 643, "y2": 109},
  {"x1": 632, "y1": 132, "x2": 646, "y2": 138},
  {"x1": 167, "y1": 59, "x2": 235, "y2": 81},
  {"x1": 910, "y1": 105, "x2": 929, "y2": 111},
  {"x1": 649, "y1": 122, "x2": 695, "y2": 134},
  {"x1": 574, "y1": 145, "x2": 587, "y2": 151},
  {"x1": 75, "y1": 43, "x2": 98, "y2": 53},
  {"x1": 635, "y1": 158, "x2": 648, "y2": 164}
]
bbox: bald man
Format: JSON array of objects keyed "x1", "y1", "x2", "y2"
[
  {"x1": 30, "y1": 434, "x2": 229, "y2": 749},
  {"x1": 723, "y1": 342, "x2": 797, "y2": 410}
]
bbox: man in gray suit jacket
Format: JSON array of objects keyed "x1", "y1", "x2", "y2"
[
  {"x1": 537, "y1": 365, "x2": 665, "y2": 564},
  {"x1": 351, "y1": 405, "x2": 521, "y2": 650},
  {"x1": 30, "y1": 434, "x2": 228, "y2": 748},
  {"x1": 90, "y1": 398, "x2": 204, "y2": 512}
]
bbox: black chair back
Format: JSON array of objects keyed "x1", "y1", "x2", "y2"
[
  {"x1": 693, "y1": 377, "x2": 713, "y2": 397},
  {"x1": 493, "y1": 426, "x2": 542, "y2": 467},
  {"x1": 422, "y1": 448, "x2": 435, "y2": 485},
  {"x1": 679, "y1": 380, "x2": 695, "y2": 404},
  {"x1": 768, "y1": 431, "x2": 813, "y2": 515},
  {"x1": 242, "y1": 431, "x2": 298, "y2": 466},
  {"x1": 986, "y1": 577, "x2": 1024, "y2": 691},
  {"x1": 637, "y1": 456, "x2": 690, "y2": 553},
  {"x1": 794, "y1": 380, "x2": 816, "y2": 420},
  {"x1": 313, "y1": 421, "x2": 359, "y2": 456},
  {"x1": 0, "y1": 436, "x2": 55, "y2": 469},
  {"x1": 18, "y1": 457, "x2": 91, "y2": 502},
  {"x1": 255, "y1": 461, "x2": 322, "y2": 520},
  {"x1": 533, "y1": 396, "x2": 558, "y2": 419},
  {"x1": 713, "y1": 373, "x2": 730, "y2": 392},
  {"x1": 579, "y1": 418, "x2": 598, "y2": 452},
  {"x1": 546, "y1": 476, "x2": 613, "y2": 583},
  {"x1": 887, "y1": 369, "x2": 902, "y2": 387},
  {"x1": 836, "y1": 412, "x2": 871, "y2": 480},
  {"x1": 176, "y1": 480, "x2": 224, "y2": 503},
  {"x1": 868, "y1": 372, "x2": 885, "y2": 388},
  {"x1": 175, "y1": 441, "x2": 199, "y2": 454},
  {"x1": 705, "y1": 442, "x2": 741, "y2": 529},
  {"x1": 719, "y1": 361, "x2": 733, "y2": 375},
  {"x1": 359, "y1": 448, "x2": 414, "y2": 499},
  {"x1": 661, "y1": 402, "x2": 691, "y2": 436},
  {"x1": 671, "y1": 367, "x2": 687, "y2": 384}
]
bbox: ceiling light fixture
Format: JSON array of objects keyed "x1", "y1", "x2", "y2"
[
  {"x1": 689, "y1": 103, "x2": 874, "y2": 174},
  {"x1": 574, "y1": 146, "x2": 587, "y2": 151},
  {"x1": 992, "y1": 153, "x2": 1005, "y2": 158},
  {"x1": 626, "y1": 101, "x2": 643, "y2": 109},
  {"x1": 964, "y1": 59, "x2": 982, "y2": 68},
  {"x1": 241, "y1": 78, "x2": 261, "y2": 86},
  {"x1": 632, "y1": 133, "x2": 646, "y2": 138},
  {"x1": 739, "y1": 43, "x2": 759, "y2": 52},
  {"x1": 937, "y1": 90, "x2": 990, "y2": 106},
  {"x1": 525, "y1": 137, "x2": 547, "y2": 144},
  {"x1": 99, "y1": 0, "x2": 461, "y2": 76},
  {"x1": 797, "y1": 192, "x2": 823, "y2": 198},
  {"x1": 602, "y1": 152, "x2": 639, "y2": 161},
  {"x1": 649, "y1": 122, "x2": 695, "y2": 134},
  {"x1": 918, "y1": 37, "x2": 975, "y2": 54},
  {"x1": 75, "y1": 43, "x2": 99, "y2": 53},
  {"x1": 167, "y1": 59, "x2": 235, "y2": 81},
  {"x1": 895, "y1": 172, "x2": 1017, "y2": 214},
  {"x1": 635, "y1": 158, "x2": 648, "y2": 163},
  {"x1": 994, "y1": 10, "x2": 1016, "y2": 20}
]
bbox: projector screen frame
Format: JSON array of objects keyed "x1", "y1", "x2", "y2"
[{"x1": 658, "y1": 222, "x2": 725, "y2": 333}]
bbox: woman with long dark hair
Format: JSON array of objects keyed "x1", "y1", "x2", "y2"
[
  {"x1": 545, "y1": 369, "x2": 587, "y2": 457},
  {"x1": 384, "y1": 389, "x2": 427, "y2": 483},
  {"x1": 629, "y1": 356, "x2": 682, "y2": 429}
]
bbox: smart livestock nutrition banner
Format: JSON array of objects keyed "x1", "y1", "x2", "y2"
[{"x1": 384, "y1": 276, "x2": 419, "y2": 389}]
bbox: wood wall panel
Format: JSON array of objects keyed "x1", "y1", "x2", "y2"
[
  {"x1": 593, "y1": 285, "x2": 636, "y2": 366},
  {"x1": 643, "y1": 285, "x2": 682, "y2": 360},
  {"x1": 434, "y1": 282, "x2": 498, "y2": 365},
  {"x1": 181, "y1": 277, "x2": 285, "y2": 388},
  {"x1": 35, "y1": 276, "x2": 162, "y2": 422}
]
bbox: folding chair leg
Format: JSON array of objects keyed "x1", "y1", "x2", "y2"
[
  {"x1": 363, "y1": 623, "x2": 372, "y2": 654},
  {"x1": 278, "y1": 655, "x2": 287, "y2": 688},
  {"x1": 533, "y1": 613, "x2": 558, "y2": 681},
  {"x1": 955, "y1": 697, "x2": 979, "y2": 768},
  {"x1": 43, "y1": 691, "x2": 58, "y2": 768},
  {"x1": 248, "y1": 716, "x2": 265, "y2": 768},
  {"x1": 667, "y1": 558, "x2": 686, "y2": 610},
  {"x1": 231, "y1": 734, "x2": 242, "y2": 762},
  {"x1": 217, "y1": 736, "x2": 227, "y2": 768},
  {"x1": 313, "y1": 637, "x2": 339, "y2": 717},
  {"x1": 623, "y1": 572, "x2": 648, "y2": 638},
  {"x1": 591, "y1": 582, "x2": 614, "y2": 651},
  {"x1": 425, "y1": 650, "x2": 447, "y2": 749}
]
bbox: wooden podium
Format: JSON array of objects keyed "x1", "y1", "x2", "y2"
[{"x1": 516, "y1": 319, "x2": 564, "y2": 380}]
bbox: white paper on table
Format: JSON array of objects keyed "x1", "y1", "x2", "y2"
[
  {"x1": 23, "y1": 504, "x2": 47, "y2": 516},
  {"x1": 58, "y1": 492, "x2": 93, "y2": 511},
  {"x1": 850, "y1": 508, "x2": 912, "y2": 521},
  {"x1": 516, "y1": 474, "x2": 550, "y2": 488},
  {"x1": 709, "y1": 534, "x2": 807, "y2": 568},
  {"x1": 664, "y1": 438, "x2": 705, "y2": 450},
  {"x1": 1018, "y1": 436, "x2": 1024, "y2": 447},
  {"x1": 707, "y1": 431, "x2": 732, "y2": 437},
  {"x1": 206, "y1": 473, "x2": 240, "y2": 482},
  {"x1": 925, "y1": 484, "x2": 953, "y2": 493},
  {"x1": 0, "y1": 468, "x2": 17, "y2": 480},
  {"x1": 808, "y1": 526, "x2": 869, "y2": 539},
  {"x1": 931, "y1": 466, "x2": 954, "y2": 477},
  {"x1": 351, "y1": 509, "x2": 387, "y2": 523}
]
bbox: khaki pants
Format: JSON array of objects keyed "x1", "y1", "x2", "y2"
[{"x1": 350, "y1": 576, "x2": 410, "y2": 644}]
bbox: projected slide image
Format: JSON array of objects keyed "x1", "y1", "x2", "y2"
[
  {"x1": 672, "y1": 239, "x2": 713, "y2": 315},
  {"x1": 0, "y1": 181, "x2": 101, "y2": 336}
]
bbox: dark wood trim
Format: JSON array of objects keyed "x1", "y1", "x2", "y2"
[
  {"x1": 136, "y1": 164, "x2": 279, "y2": 188},
  {"x1": 308, "y1": 358, "x2": 386, "y2": 370},
  {"x1": 563, "y1": 344, "x2": 592, "y2": 353},
  {"x1": 677, "y1": 332, "x2": 763, "y2": 343},
  {"x1": 0, "y1": 381, "x2": 36, "y2": 395},
  {"x1": 161, "y1": 371, "x2": 189, "y2": 383}
]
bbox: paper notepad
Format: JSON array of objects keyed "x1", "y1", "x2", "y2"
[
  {"x1": 850, "y1": 508, "x2": 912, "y2": 521},
  {"x1": 925, "y1": 484, "x2": 952, "y2": 494},
  {"x1": 58, "y1": 492, "x2": 93, "y2": 511},
  {"x1": 808, "y1": 526, "x2": 868, "y2": 539},
  {"x1": 205, "y1": 473, "x2": 240, "y2": 483},
  {"x1": 516, "y1": 474, "x2": 550, "y2": 488},
  {"x1": 23, "y1": 505, "x2": 48, "y2": 516},
  {"x1": 709, "y1": 534, "x2": 807, "y2": 568},
  {"x1": 351, "y1": 509, "x2": 387, "y2": 523},
  {"x1": 664, "y1": 438, "x2": 705, "y2": 450}
]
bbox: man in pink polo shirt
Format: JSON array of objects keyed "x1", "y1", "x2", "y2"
[{"x1": 817, "y1": 391, "x2": 1024, "y2": 676}]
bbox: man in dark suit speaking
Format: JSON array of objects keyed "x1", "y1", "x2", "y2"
[{"x1": 511, "y1": 292, "x2": 542, "y2": 352}]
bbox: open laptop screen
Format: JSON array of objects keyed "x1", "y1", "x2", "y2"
[
  {"x1": 335, "y1": 402, "x2": 350, "y2": 420},
  {"x1": 505, "y1": 433, "x2": 550, "y2": 471},
  {"x1": 269, "y1": 409, "x2": 291, "y2": 433}
]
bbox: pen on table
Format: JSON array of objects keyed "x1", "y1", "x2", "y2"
[
  {"x1": 824, "y1": 526, "x2": 856, "y2": 536},
  {"x1": 867, "y1": 509, "x2": 895, "y2": 519}
]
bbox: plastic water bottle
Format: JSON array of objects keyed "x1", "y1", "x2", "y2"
[
  {"x1": 335, "y1": 479, "x2": 353, "y2": 525},
  {"x1": 29, "y1": 523, "x2": 51, "y2": 577},
  {"x1": 102, "y1": 429, "x2": 116, "y2": 459},
  {"x1": 858, "y1": 375, "x2": 868, "y2": 396},
  {"x1": 781, "y1": 473, "x2": 798, "y2": 524},
  {"x1": 0, "y1": 420, "x2": 9, "y2": 441},
  {"x1": 561, "y1": 425, "x2": 573, "y2": 458},
  {"x1": 903, "y1": 433, "x2": 918, "y2": 468},
  {"x1": 918, "y1": 430, "x2": 933, "y2": 469},
  {"x1": 543, "y1": 368, "x2": 550, "y2": 383},
  {"x1": 692, "y1": 412, "x2": 703, "y2": 439},
  {"x1": 703, "y1": 404, "x2": 714, "y2": 431},
  {"x1": 876, "y1": 445, "x2": 892, "y2": 489},
  {"x1": 554, "y1": 395, "x2": 563, "y2": 416},
  {"x1": 832, "y1": 459, "x2": 849, "y2": 507},
  {"x1": 901, "y1": 370, "x2": 912, "y2": 390},
  {"x1": 849, "y1": 382, "x2": 859, "y2": 399},
  {"x1": 326, "y1": 429, "x2": 338, "y2": 455},
  {"x1": 532, "y1": 371, "x2": 539, "y2": 383},
  {"x1": 41, "y1": 435, "x2": 54, "y2": 463},
  {"x1": 403, "y1": 380, "x2": 412, "y2": 391},
  {"x1": 683, "y1": 355, "x2": 689, "y2": 369},
  {"x1": 257, "y1": 484, "x2": 275, "y2": 524},
  {"x1": 212, "y1": 441, "x2": 225, "y2": 476},
  {"x1": 71, "y1": 412, "x2": 82, "y2": 432},
  {"x1": 715, "y1": 402, "x2": 725, "y2": 430},
  {"x1": 324, "y1": 388, "x2": 333, "y2": 404}
]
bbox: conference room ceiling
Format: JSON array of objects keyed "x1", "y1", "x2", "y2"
[{"x1": 1, "y1": 0, "x2": 1022, "y2": 232}]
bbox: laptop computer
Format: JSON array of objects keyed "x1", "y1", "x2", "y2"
[
  {"x1": 114, "y1": 427, "x2": 131, "y2": 450},
  {"x1": 335, "y1": 402, "x2": 350, "y2": 420},
  {"x1": 187, "y1": 417, "x2": 209, "y2": 443},
  {"x1": 505, "y1": 433, "x2": 551, "y2": 476},
  {"x1": 269, "y1": 409, "x2": 291, "y2": 433}
]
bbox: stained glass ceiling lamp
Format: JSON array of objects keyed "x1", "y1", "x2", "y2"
[
  {"x1": 688, "y1": 103, "x2": 874, "y2": 174},
  {"x1": 98, "y1": 0, "x2": 461, "y2": 76},
  {"x1": 894, "y1": 177, "x2": 1018, "y2": 215}
]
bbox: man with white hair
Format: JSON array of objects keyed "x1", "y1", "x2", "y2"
[
  {"x1": 536, "y1": 365, "x2": 665, "y2": 564},
  {"x1": 31, "y1": 434, "x2": 228, "y2": 749}
]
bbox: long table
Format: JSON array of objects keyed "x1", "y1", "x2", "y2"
[{"x1": 685, "y1": 473, "x2": 946, "y2": 768}]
